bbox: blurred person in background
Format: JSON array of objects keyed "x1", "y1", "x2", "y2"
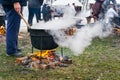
[
  {"x1": 70, "y1": 3, "x2": 77, "y2": 16},
  {"x1": 28, "y1": 0, "x2": 43, "y2": 26},
  {"x1": 86, "y1": 0, "x2": 105, "y2": 24},
  {"x1": 0, "y1": 0, "x2": 27, "y2": 57},
  {"x1": 91, "y1": 0, "x2": 105, "y2": 21},
  {"x1": 42, "y1": 3, "x2": 51, "y2": 22},
  {"x1": 106, "y1": 4, "x2": 118, "y2": 26},
  {"x1": 102, "y1": 0, "x2": 117, "y2": 16}
]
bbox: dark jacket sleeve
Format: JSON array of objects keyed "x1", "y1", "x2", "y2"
[{"x1": 0, "y1": 0, "x2": 27, "y2": 6}]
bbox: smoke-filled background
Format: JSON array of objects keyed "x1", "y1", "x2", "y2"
[{"x1": 30, "y1": 6, "x2": 112, "y2": 56}]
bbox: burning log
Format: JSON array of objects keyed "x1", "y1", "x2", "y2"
[
  {"x1": 30, "y1": 56, "x2": 40, "y2": 62},
  {"x1": 41, "y1": 59, "x2": 51, "y2": 64},
  {"x1": 15, "y1": 56, "x2": 29, "y2": 64},
  {"x1": 29, "y1": 61, "x2": 40, "y2": 69}
]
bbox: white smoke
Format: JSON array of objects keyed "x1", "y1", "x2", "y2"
[
  {"x1": 50, "y1": 21, "x2": 112, "y2": 56},
  {"x1": 31, "y1": 17, "x2": 78, "y2": 30},
  {"x1": 31, "y1": 7, "x2": 113, "y2": 56}
]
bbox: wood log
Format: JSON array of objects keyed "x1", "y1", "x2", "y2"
[
  {"x1": 61, "y1": 59, "x2": 72, "y2": 64},
  {"x1": 15, "y1": 57, "x2": 28, "y2": 64},
  {"x1": 48, "y1": 61, "x2": 61, "y2": 69},
  {"x1": 39, "y1": 64, "x2": 50, "y2": 70},
  {"x1": 29, "y1": 61, "x2": 40, "y2": 68},
  {"x1": 41, "y1": 59, "x2": 51, "y2": 64}
]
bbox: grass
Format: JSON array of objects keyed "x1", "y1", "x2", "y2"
[{"x1": 0, "y1": 32, "x2": 120, "y2": 80}]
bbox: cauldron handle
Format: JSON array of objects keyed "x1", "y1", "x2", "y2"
[{"x1": 18, "y1": 13, "x2": 31, "y2": 29}]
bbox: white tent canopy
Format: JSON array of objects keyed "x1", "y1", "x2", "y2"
[
  {"x1": 117, "y1": 0, "x2": 120, "y2": 4},
  {"x1": 88, "y1": 0, "x2": 120, "y2": 4},
  {"x1": 52, "y1": 0, "x2": 83, "y2": 6},
  {"x1": 88, "y1": 0, "x2": 95, "y2": 4}
]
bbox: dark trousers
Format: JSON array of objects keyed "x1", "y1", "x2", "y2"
[
  {"x1": 4, "y1": 8, "x2": 21, "y2": 54},
  {"x1": 43, "y1": 14, "x2": 51, "y2": 22},
  {"x1": 28, "y1": 7, "x2": 40, "y2": 26}
]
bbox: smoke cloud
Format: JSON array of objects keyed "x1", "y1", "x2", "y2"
[
  {"x1": 31, "y1": 7, "x2": 112, "y2": 56},
  {"x1": 50, "y1": 21, "x2": 112, "y2": 56}
]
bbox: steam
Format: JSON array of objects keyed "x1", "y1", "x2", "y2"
[
  {"x1": 50, "y1": 21, "x2": 112, "y2": 56},
  {"x1": 31, "y1": 7, "x2": 112, "y2": 56},
  {"x1": 31, "y1": 17, "x2": 77, "y2": 30}
]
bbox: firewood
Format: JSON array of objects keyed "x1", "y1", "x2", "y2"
[
  {"x1": 15, "y1": 56, "x2": 28, "y2": 64},
  {"x1": 39, "y1": 64, "x2": 50, "y2": 70},
  {"x1": 48, "y1": 61, "x2": 60, "y2": 69},
  {"x1": 30, "y1": 56, "x2": 40, "y2": 62},
  {"x1": 59, "y1": 63, "x2": 68, "y2": 67},
  {"x1": 61, "y1": 59, "x2": 72, "y2": 64},
  {"x1": 41, "y1": 59, "x2": 51, "y2": 64},
  {"x1": 48, "y1": 63, "x2": 56, "y2": 69},
  {"x1": 15, "y1": 51, "x2": 72, "y2": 69},
  {"x1": 29, "y1": 61, "x2": 40, "y2": 68}
]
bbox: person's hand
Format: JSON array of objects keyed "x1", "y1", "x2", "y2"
[{"x1": 14, "y1": 2, "x2": 21, "y2": 13}]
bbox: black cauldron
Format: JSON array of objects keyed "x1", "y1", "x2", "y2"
[{"x1": 28, "y1": 29, "x2": 58, "y2": 50}]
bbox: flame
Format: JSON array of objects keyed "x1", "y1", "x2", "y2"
[
  {"x1": 0, "y1": 25, "x2": 6, "y2": 35},
  {"x1": 33, "y1": 49, "x2": 56, "y2": 59}
]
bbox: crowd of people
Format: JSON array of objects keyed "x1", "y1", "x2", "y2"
[{"x1": 86, "y1": 0, "x2": 120, "y2": 24}]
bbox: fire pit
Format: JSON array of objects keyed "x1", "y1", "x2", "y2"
[
  {"x1": 16, "y1": 13, "x2": 73, "y2": 69},
  {"x1": 15, "y1": 49, "x2": 72, "y2": 69},
  {"x1": 16, "y1": 28, "x2": 73, "y2": 70}
]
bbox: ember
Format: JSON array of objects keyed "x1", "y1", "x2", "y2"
[{"x1": 15, "y1": 50, "x2": 72, "y2": 69}]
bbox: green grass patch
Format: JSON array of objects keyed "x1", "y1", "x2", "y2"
[{"x1": 0, "y1": 33, "x2": 120, "y2": 80}]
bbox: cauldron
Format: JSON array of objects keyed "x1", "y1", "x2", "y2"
[
  {"x1": 28, "y1": 29, "x2": 58, "y2": 50},
  {"x1": 18, "y1": 13, "x2": 58, "y2": 50}
]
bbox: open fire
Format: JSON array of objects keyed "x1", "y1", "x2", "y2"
[
  {"x1": 0, "y1": 25, "x2": 5, "y2": 35},
  {"x1": 15, "y1": 49, "x2": 72, "y2": 69}
]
